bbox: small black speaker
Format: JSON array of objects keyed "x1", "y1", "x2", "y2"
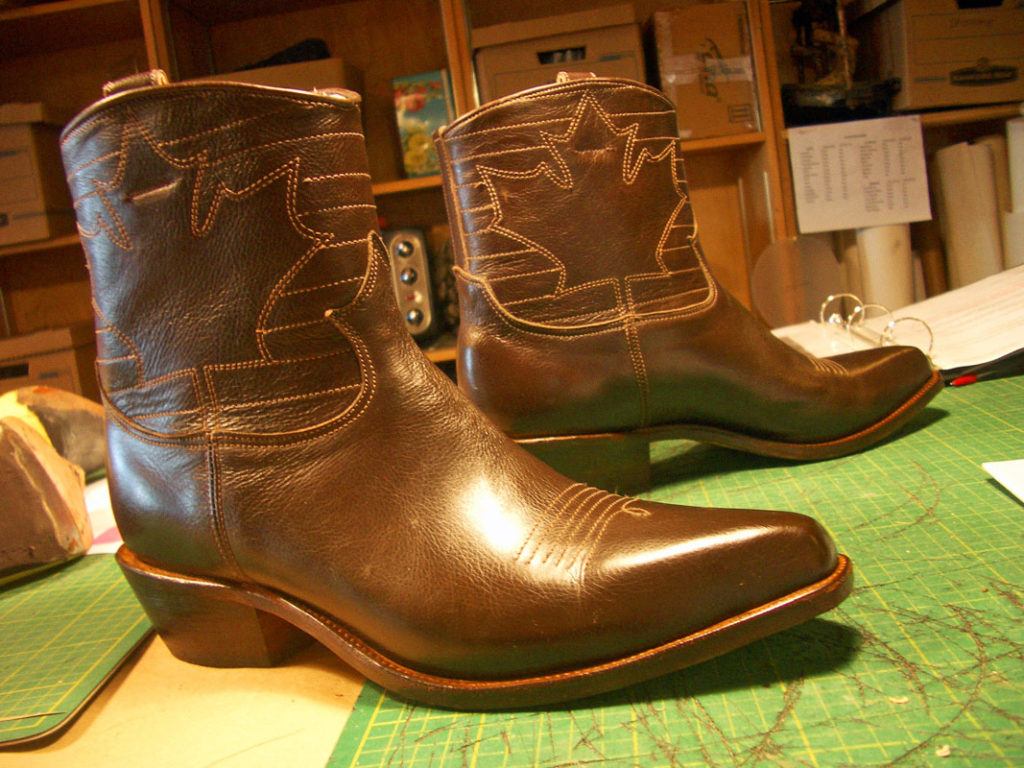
[{"x1": 382, "y1": 228, "x2": 436, "y2": 341}]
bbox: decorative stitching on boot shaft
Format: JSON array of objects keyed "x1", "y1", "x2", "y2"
[
  {"x1": 441, "y1": 84, "x2": 717, "y2": 334},
  {"x1": 63, "y1": 89, "x2": 380, "y2": 441}
]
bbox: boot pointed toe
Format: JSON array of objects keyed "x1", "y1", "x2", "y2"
[
  {"x1": 829, "y1": 345, "x2": 939, "y2": 418},
  {"x1": 593, "y1": 503, "x2": 839, "y2": 641}
]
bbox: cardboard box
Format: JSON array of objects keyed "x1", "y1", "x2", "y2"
[
  {"x1": 0, "y1": 103, "x2": 75, "y2": 247},
  {"x1": 0, "y1": 323, "x2": 99, "y2": 401},
  {"x1": 473, "y1": 5, "x2": 645, "y2": 102},
  {"x1": 194, "y1": 57, "x2": 362, "y2": 94},
  {"x1": 853, "y1": 0, "x2": 1024, "y2": 111},
  {"x1": 652, "y1": 3, "x2": 760, "y2": 140}
]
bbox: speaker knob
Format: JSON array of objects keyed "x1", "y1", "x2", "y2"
[
  {"x1": 399, "y1": 267, "x2": 417, "y2": 285},
  {"x1": 396, "y1": 240, "x2": 414, "y2": 257},
  {"x1": 405, "y1": 308, "x2": 424, "y2": 325}
]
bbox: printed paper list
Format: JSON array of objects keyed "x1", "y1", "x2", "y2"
[{"x1": 789, "y1": 116, "x2": 931, "y2": 233}]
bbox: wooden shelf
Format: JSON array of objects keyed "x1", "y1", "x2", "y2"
[
  {"x1": 0, "y1": 0, "x2": 141, "y2": 59},
  {"x1": 0, "y1": 0, "x2": 125, "y2": 22},
  {"x1": 421, "y1": 334, "x2": 457, "y2": 363},
  {"x1": 918, "y1": 103, "x2": 1021, "y2": 128},
  {"x1": 371, "y1": 175, "x2": 443, "y2": 197},
  {"x1": 0, "y1": 233, "x2": 81, "y2": 259},
  {"x1": 0, "y1": 0, "x2": 818, "y2": 343},
  {"x1": 681, "y1": 132, "x2": 766, "y2": 155},
  {"x1": 169, "y1": 0, "x2": 353, "y2": 26},
  {"x1": 783, "y1": 103, "x2": 1022, "y2": 140}
]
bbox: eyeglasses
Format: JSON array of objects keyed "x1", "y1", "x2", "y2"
[{"x1": 819, "y1": 293, "x2": 935, "y2": 359}]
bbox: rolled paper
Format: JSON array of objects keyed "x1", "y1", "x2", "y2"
[
  {"x1": 976, "y1": 134, "x2": 1011, "y2": 213},
  {"x1": 934, "y1": 142, "x2": 1004, "y2": 287},
  {"x1": 1009, "y1": 117, "x2": 1024, "y2": 213},
  {"x1": 1003, "y1": 208, "x2": 1024, "y2": 269},
  {"x1": 912, "y1": 251, "x2": 926, "y2": 303},
  {"x1": 927, "y1": 155, "x2": 949, "y2": 246},
  {"x1": 835, "y1": 229, "x2": 864, "y2": 298},
  {"x1": 910, "y1": 219, "x2": 948, "y2": 296},
  {"x1": 855, "y1": 223, "x2": 914, "y2": 310}
]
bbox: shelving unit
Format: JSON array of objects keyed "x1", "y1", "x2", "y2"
[
  {"x1": 370, "y1": 176, "x2": 443, "y2": 197},
  {"x1": 765, "y1": 10, "x2": 1021, "y2": 325},
  {"x1": 4, "y1": 0, "x2": 1015, "y2": 372},
  {"x1": 421, "y1": 333, "x2": 458, "y2": 364},
  {"x1": 163, "y1": 0, "x2": 454, "y2": 188},
  {"x1": 0, "y1": 0, "x2": 159, "y2": 340},
  {"x1": 0, "y1": 0, "x2": 159, "y2": 116},
  {"x1": 915, "y1": 103, "x2": 1022, "y2": 167},
  {"x1": 0, "y1": 234, "x2": 81, "y2": 260},
  {"x1": 775, "y1": 100, "x2": 1020, "y2": 265},
  {"x1": 782, "y1": 103, "x2": 1022, "y2": 141},
  {"x1": 0, "y1": 0, "x2": 142, "y2": 59},
  {"x1": 681, "y1": 132, "x2": 767, "y2": 155},
  {"x1": 918, "y1": 103, "x2": 1021, "y2": 129}
]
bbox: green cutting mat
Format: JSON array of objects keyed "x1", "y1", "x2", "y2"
[
  {"x1": 330, "y1": 377, "x2": 1024, "y2": 767},
  {"x1": 0, "y1": 555, "x2": 151, "y2": 745}
]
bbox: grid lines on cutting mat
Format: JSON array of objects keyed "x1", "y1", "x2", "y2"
[
  {"x1": 0, "y1": 555, "x2": 151, "y2": 744},
  {"x1": 330, "y1": 377, "x2": 1023, "y2": 768}
]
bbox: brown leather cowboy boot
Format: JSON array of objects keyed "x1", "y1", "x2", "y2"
[
  {"x1": 436, "y1": 76, "x2": 942, "y2": 492},
  {"x1": 63, "y1": 73, "x2": 851, "y2": 709}
]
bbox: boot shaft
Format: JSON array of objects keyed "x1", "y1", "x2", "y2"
[
  {"x1": 62, "y1": 78, "x2": 383, "y2": 438},
  {"x1": 435, "y1": 77, "x2": 938, "y2": 449},
  {"x1": 60, "y1": 76, "x2": 430, "y2": 578},
  {"x1": 436, "y1": 77, "x2": 717, "y2": 331}
]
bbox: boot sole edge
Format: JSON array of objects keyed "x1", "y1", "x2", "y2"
[
  {"x1": 116, "y1": 546, "x2": 852, "y2": 710},
  {"x1": 519, "y1": 368, "x2": 944, "y2": 478}
]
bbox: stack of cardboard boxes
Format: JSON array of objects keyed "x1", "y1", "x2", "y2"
[
  {"x1": 472, "y1": 2, "x2": 760, "y2": 142},
  {"x1": 0, "y1": 102, "x2": 74, "y2": 248}
]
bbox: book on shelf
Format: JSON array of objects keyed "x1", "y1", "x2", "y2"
[{"x1": 392, "y1": 69, "x2": 455, "y2": 179}]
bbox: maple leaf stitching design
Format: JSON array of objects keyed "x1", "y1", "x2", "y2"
[
  {"x1": 66, "y1": 110, "x2": 382, "y2": 438},
  {"x1": 68, "y1": 113, "x2": 373, "y2": 365},
  {"x1": 473, "y1": 93, "x2": 706, "y2": 319},
  {"x1": 70, "y1": 115, "x2": 348, "y2": 244}
]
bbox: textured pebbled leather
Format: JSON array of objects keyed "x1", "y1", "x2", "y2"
[
  {"x1": 436, "y1": 78, "x2": 938, "y2": 444},
  {"x1": 63, "y1": 79, "x2": 842, "y2": 684}
]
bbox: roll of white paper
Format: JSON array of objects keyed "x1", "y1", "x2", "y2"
[
  {"x1": 912, "y1": 251, "x2": 926, "y2": 303},
  {"x1": 835, "y1": 229, "x2": 864, "y2": 298},
  {"x1": 934, "y1": 142, "x2": 1004, "y2": 288},
  {"x1": 855, "y1": 223, "x2": 914, "y2": 309},
  {"x1": 1009, "y1": 118, "x2": 1024, "y2": 213},
  {"x1": 927, "y1": 156, "x2": 948, "y2": 243},
  {"x1": 977, "y1": 134, "x2": 1011, "y2": 213},
  {"x1": 1003, "y1": 209, "x2": 1024, "y2": 269}
]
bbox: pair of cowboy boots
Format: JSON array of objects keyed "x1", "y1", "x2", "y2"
[{"x1": 61, "y1": 71, "x2": 936, "y2": 710}]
